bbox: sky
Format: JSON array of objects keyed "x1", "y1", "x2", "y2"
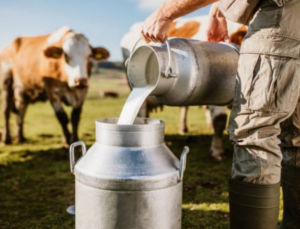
[{"x1": 0, "y1": 0, "x2": 211, "y2": 61}]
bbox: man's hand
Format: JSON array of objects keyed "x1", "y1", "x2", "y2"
[
  {"x1": 206, "y1": 3, "x2": 229, "y2": 42},
  {"x1": 141, "y1": 12, "x2": 172, "y2": 43},
  {"x1": 206, "y1": 15, "x2": 229, "y2": 42},
  {"x1": 141, "y1": 0, "x2": 217, "y2": 43}
]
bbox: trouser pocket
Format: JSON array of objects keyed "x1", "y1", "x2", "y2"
[{"x1": 235, "y1": 54, "x2": 300, "y2": 113}]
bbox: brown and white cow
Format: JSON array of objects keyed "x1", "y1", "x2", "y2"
[
  {"x1": 121, "y1": 16, "x2": 247, "y2": 160},
  {"x1": 0, "y1": 27, "x2": 109, "y2": 145}
]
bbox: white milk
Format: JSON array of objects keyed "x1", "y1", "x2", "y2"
[
  {"x1": 118, "y1": 49, "x2": 159, "y2": 125},
  {"x1": 118, "y1": 86, "x2": 155, "y2": 125}
]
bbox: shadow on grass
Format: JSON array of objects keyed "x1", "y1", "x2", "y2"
[
  {"x1": 166, "y1": 134, "x2": 233, "y2": 203},
  {"x1": 0, "y1": 134, "x2": 233, "y2": 229},
  {"x1": 0, "y1": 146, "x2": 82, "y2": 229},
  {"x1": 183, "y1": 208, "x2": 229, "y2": 229}
]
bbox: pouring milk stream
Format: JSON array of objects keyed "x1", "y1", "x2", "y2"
[
  {"x1": 117, "y1": 39, "x2": 176, "y2": 125},
  {"x1": 118, "y1": 86, "x2": 155, "y2": 125}
]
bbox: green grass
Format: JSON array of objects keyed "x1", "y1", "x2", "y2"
[{"x1": 0, "y1": 69, "x2": 283, "y2": 228}]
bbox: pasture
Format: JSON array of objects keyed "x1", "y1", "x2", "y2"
[{"x1": 0, "y1": 67, "x2": 283, "y2": 228}]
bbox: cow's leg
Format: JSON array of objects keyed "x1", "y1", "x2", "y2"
[
  {"x1": 179, "y1": 106, "x2": 188, "y2": 135},
  {"x1": 71, "y1": 106, "x2": 82, "y2": 143},
  {"x1": 204, "y1": 106, "x2": 213, "y2": 128},
  {"x1": 15, "y1": 101, "x2": 28, "y2": 143},
  {"x1": 13, "y1": 87, "x2": 29, "y2": 143},
  {"x1": 209, "y1": 106, "x2": 227, "y2": 161},
  {"x1": 50, "y1": 99, "x2": 71, "y2": 146},
  {"x1": 1, "y1": 85, "x2": 13, "y2": 145},
  {"x1": 1, "y1": 69, "x2": 13, "y2": 145}
]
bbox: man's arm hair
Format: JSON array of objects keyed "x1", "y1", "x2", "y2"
[{"x1": 159, "y1": 0, "x2": 218, "y2": 21}]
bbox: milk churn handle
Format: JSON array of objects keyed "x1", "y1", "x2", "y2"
[
  {"x1": 69, "y1": 141, "x2": 87, "y2": 174},
  {"x1": 179, "y1": 146, "x2": 190, "y2": 181},
  {"x1": 164, "y1": 40, "x2": 177, "y2": 78},
  {"x1": 125, "y1": 37, "x2": 144, "y2": 68},
  {"x1": 125, "y1": 38, "x2": 177, "y2": 78}
]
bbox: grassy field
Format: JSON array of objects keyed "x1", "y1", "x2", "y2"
[{"x1": 0, "y1": 68, "x2": 283, "y2": 228}]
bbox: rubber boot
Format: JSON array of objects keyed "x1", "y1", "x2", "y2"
[
  {"x1": 229, "y1": 178, "x2": 280, "y2": 229},
  {"x1": 279, "y1": 164, "x2": 300, "y2": 229}
]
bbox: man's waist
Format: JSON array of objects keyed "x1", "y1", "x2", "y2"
[{"x1": 241, "y1": 35, "x2": 300, "y2": 59}]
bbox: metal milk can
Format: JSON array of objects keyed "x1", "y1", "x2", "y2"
[
  {"x1": 126, "y1": 38, "x2": 239, "y2": 106},
  {"x1": 69, "y1": 118, "x2": 189, "y2": 229}
]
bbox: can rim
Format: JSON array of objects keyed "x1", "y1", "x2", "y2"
[{"x1": 95, "y1": 117, "x2": 165, "y2": 131}]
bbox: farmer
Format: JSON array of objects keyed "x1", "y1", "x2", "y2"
[{"x1": 141, "y1": 0, "x2": 300, "y2": 228}]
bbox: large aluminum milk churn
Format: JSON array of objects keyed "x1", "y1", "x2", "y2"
[
  {"x1": 69, "y1": 118, "x2": 189, "y2": 229},
  {"x1": 126, "y1": 38, "x2": 239, "y2": 106}
]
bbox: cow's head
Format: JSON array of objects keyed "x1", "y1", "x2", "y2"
[{"x1": 44, "y1": 28, "x2": 110, "y2": 88}]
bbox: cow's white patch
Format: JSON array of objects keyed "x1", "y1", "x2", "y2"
[
  {"x1": 174, "y1": 20, "x2": 187, "y2": 29},
  {"x1": 190, "y1": 16, "x2": 209, "y2": 40},
  {"x1": 209, "y1": 105, "x2": 227, "y2": 120},
  {"x1": 47, "y1": 26, "x2": 71, "y2": 46},
  {"x1": 205, "y1": 108, "x2": 213, "y2": 128},
  {"x1": 1, "y1": 59, "x2": 13, "y2": 74},
  {"x1": 62, "y1": 32, "x2": 91, "y2": 87}
]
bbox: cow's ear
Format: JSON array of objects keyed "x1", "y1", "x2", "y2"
[
  {"x1": 229, "y1": 31, "x2": 247, "y2": 46},
  {"x1": 44, "y1": 46, "x2": 63, "y2": 59},
  {"x1": 91, "y1": 47, "x2": 110, "y2": 61}
]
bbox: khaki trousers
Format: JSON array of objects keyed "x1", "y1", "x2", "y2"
[{"x1": 228, "y1": 54, "x2": 300, "y2": 184}]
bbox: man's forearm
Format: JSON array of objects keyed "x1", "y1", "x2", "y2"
[{"x1": 158, "y1": 0, "x2": 218, "y2": 21}]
